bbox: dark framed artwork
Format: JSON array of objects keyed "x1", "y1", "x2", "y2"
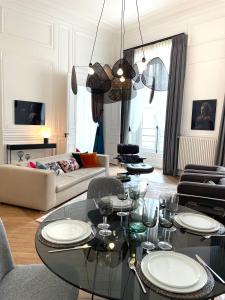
[
  {"x1": 191, "y1": 99, "x2": 217, "y2": 130},
  {"x1": 14, "y1": 100, "x2": 45, "y2": 125}
]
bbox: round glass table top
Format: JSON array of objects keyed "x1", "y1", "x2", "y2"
[{"x1": 35, "y1": 199, "x2": 225, "y2": 300}]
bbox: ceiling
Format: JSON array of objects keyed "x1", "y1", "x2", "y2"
[{"x1": 45, "y1": 0, "x2": 215, "y2": 28}]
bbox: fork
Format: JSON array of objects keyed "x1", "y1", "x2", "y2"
[
  {"x1": 203, "y1": 234, "x2": 225, "y2": 239},
  {"x1": 128, "y1": 256, "x2": 147, "y2": 294}
]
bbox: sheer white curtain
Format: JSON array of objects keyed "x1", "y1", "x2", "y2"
[
  {"x1": 129, "y1": 40, "x2": 172, "y2": 139},
  {"x1": 76, "y1": 86, "x2": 97, "y2": 152}
]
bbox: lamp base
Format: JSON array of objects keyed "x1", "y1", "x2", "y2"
[{"x1": 43, "y1": 138, "x2": 49, "y2": 144}]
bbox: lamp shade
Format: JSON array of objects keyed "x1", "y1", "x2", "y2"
[{"x1": 86, "y1": 62, "x2": 111, "y2": 94}]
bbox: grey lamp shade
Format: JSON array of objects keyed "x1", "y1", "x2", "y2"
[{"x1": 71, "y1": 66, "x2": 77, "y2": 95}]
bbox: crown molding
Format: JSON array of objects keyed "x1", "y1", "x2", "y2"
[
  {"x1": 1, "y1": 0, "x2": 115, "y2": 33},
  {"x1": 125, "y1": 0, "x2": 225, "y2": 31}
]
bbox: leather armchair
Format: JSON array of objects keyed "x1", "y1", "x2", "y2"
[
  {"x1": 177, "y1": 173, "x2": 225, "y2": 222},
  {"x1": 184, "y1": 164, "x2": 225, "y2": 175}
]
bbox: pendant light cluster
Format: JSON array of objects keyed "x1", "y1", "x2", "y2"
[{"x1": 71, "y1": 0, "x2": 169, "y2": 104}]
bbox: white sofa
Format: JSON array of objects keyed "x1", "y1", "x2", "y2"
[{"x1": 0, "y1": 153, "x2": 109, "y2": 211}]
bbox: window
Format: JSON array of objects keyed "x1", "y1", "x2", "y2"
[
  {"x1": 129, "y1": 40, "x2": 172, "y2": 166},
  {"x1": 75, "y1": 86, "x2": 97, "y2": 152}
]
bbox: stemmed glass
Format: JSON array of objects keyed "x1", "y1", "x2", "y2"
[
  {"x1": 117, "y1": 185, "x2": 130, "y2": 217},
  {"x1": 95, "y1": 197, "x2": 113, "y2": 237},
  {"x1": 158, "y1": 193, "x2": 179, "y2": 250},
  {"x1": 141, "y1": 199, "x2": 159, "y2": 251},
  {"x1": 158, "y1": 212, "x2": 174, "y2": 250}
]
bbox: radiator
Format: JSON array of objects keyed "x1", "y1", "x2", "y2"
[{"x1": 177, "y1": 136, "x2": 218, "y2": 170}]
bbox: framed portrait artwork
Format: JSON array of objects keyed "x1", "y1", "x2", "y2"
[{"x1": 191, "y1": 99, "x2": 217, "y2": 130}]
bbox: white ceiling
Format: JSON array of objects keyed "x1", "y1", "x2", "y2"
[{"x1": 45, "y1": 0, "x2": 215, "y2": 28}]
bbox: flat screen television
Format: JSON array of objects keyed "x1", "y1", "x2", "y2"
[{"x1": 14, "y1": 100, "x2": 45, "y2": 125}]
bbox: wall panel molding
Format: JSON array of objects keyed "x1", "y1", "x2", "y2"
[{"x1": 3, "y1": 7, "x2": 54, "y2": 48}]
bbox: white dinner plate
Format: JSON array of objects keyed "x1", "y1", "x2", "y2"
[
  {"x1": 110, "y1": 195, "x2": 132, "y2": 209},
  {"x1": 41, "y1": 220, "x2": 92, "y2": 244},
  {"x1": 175, "y1": 213, "x2": 220, "y2": 233},
  {"x1": 141, "y1": 251, "x2": 208, "y2": 293},
  {"x1": 147, "y1": 252, "x2": 200, "y2": 288}
]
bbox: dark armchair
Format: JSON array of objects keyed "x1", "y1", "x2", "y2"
[
  {"x1": 177, "y1": 173, "x2": 225, "y2": 222},
  {"x1": 115, "y1": 144, "x2": 154, "y2": 175},
  {"x1": 184, "y1": 164, "x2": 225, "y2": 175},
  {"x1": 115, "y1": 144, "x2": 145, "y2": 164}
]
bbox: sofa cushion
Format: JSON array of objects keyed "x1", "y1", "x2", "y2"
[
  {"x1": 36, "y1": 161, "x2": 47, "y2": 170},
  {"x1": 72, "y1": 153, "x2": 83, "y2": 168},
  {"x1": 217, "y1": 166, "x2": 225, "y2": 172},
  {"x1": 45, "y1": 162, "x2": 62, "y2": 174},
  {"x1": 58, "y1": 158, "x2": 79, "y2": 173},
  {"x1": 80, "y1": 153, "x2": 98, "y2": 168},
  {"x1": 56, "y1": 167, "x2": 105, "y2": 193},
  {"x1": 219, "y1": 178, "x2": 225, "y2": 185}
]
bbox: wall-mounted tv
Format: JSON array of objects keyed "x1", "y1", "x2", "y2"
[{"x1": 14, "y1": 100, "x2": 45, "y2": 125}]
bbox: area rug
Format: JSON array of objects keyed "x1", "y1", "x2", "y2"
[{"x1": 36, "y1": 180, "x2": 176, "y2": 223}]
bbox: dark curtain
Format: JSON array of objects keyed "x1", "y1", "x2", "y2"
[
  {"x1": 120, "y1": 48, "x2": 134, "y2": 144},
  {"x1": 163, "y1": 33, "x2": 188, "y2": 175},
  {"x1": 92, "y1": 93, "x2": 104, "y2": 154},
  {"x1": 215, "y1": 96, "x2": 225, "y2": 165}
]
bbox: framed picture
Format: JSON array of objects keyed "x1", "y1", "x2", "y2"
[{"x1": 191, "y1": 99, "x2": 217, "y2": 130}]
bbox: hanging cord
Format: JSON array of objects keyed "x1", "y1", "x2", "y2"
[
  {"x1": 90, "y1": 0, "x2": 106, "y2": 64},
  {"x1": 135, "y1": 0, "x2": 145, "y2": 60},
  {"x1": 122, "y1": 0, "x2": 125, "y2": 56},
  {"x1": 119, "y1": 0, "x2": 123, "y2": 62}
]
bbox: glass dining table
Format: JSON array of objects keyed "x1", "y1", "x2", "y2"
[{"x1": 35, "y1": 198, "x2": 225, "y2": 300}]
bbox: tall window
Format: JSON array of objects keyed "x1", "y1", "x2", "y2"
[
  {"x1": 76, "y1": 86, "x2": 97, "y2": 152},
  {"x1": 129, "y1": 40, "x2": 172, "y2": 166}
]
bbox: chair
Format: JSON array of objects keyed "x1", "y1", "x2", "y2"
[
  {"x1": 0, "y1": 219, "x2": 79, "y2": 300},
  {"x1": 87, "y1": 177, "x2": 124, "y2": 199},
  {"x1": 115, "y1": 144, "x2": 154, "y2": 175},
  {"x1": 184, "y1": 164, "x2": 225, "y2": 175},
  {"x1": 177, "y1": 173, "x2": 225, "y2": 223},
  {"x1": 115, "y1": 144, "x2": 145, "y2": 164}
]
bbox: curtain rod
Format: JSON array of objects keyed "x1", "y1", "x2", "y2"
[{"x1": 125, "y1": 32, "x2": 185, "y2": 51}]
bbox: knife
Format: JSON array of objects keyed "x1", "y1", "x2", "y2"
[
  {"x1": 195, "y1": 254, "x2": 225, "y2": 284},
  {"x1": 48, "y1": 244, "x2": 91, "y2": 253}
]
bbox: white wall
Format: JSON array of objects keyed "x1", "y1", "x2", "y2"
[
  {"x1": 0, "y1": 0, "x2": 116, "y2": 163},
  {"x1": 123, "y1": 1, "x2": 225, "y2": 166}
]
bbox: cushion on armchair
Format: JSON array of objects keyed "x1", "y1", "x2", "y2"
[
  {"x1": 219, "y1": 178, "x2": 225, "y2": 185},
  {"x1": 117, "y1": 154, "x2": 143, "y2": 164},
  {"x1": 217, "y1": 166, "x2": 225, "y2": 172}
]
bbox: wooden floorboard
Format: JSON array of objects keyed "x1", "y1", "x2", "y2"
[{"x1": 3, "y1": 166, "x2": 221, "y2": 299}]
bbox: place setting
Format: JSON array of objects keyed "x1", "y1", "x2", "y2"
[
  {"x1": 136, "y1": 250, "x2": 215, "y2": 299},
  {"x1": 174, "y1": 211, "x2": 225, "y2": 237},
  {"x1": 38, "y1": 218, "x2": 96, "y2": 251}
]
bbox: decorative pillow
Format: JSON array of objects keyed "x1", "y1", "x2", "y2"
[
  {"x1": 58, "y1": 158, "x2": 80, "y2": 173},
  {"x1": 80, "y1": 152, "x2": 99, "y2": 168},
  {"x1": 219, "y1": 178, "x2": 225, "y2": 185},
  {"x1": 27, "y1": 161, "x2": 36, "y2": 168},
  {"x1": 36, "y1": 161, "x2": 47, "y2": 170},
  {"x1": 217, "y1": 166, "x2": 225, "y2": 172},
  {"x1": 45, "y1": 162, "x2": 63, "y2": 174},
  {"x1": 72, "y1": 153, "x2": 83, "y2": 168},
  {"x1": 207, "y1": 180, "x2": 216, "y2": 185}
]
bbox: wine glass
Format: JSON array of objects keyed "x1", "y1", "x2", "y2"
[
  {"x1": 129, "y1": 184, "x2": 140, "y2": 206},
  {"x1": 96, "y1": 197, "x2": 113, "y2": 237},
  {"x1": 139, "y1": 181, "x2": 149, "y2": 199},
  {"x1": 141, "y1": 199, "x2": 159, "y2": 251},
  {"x1": 158, "y1": 212, "x2": 174, "y2": 250},
  {"x1": 117, "y1": 185, "x2": 130, "y2": 217}
]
